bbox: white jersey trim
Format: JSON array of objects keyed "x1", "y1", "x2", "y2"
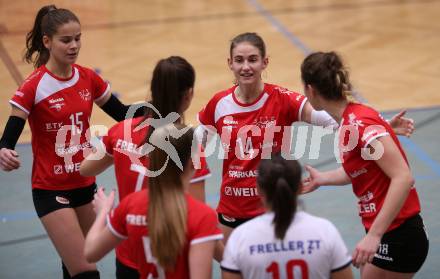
[
  {"x1": 94, "y1": 83, "x2": 111, "y2": 103},
  {"x1": 297, "y1": 97, "x2": 308, "y2": 122},
  {"x1": 220, "y1": 265, "x2": 241, "y2": 273},
  {"x1": 106, "y1": 214, "x2": 128, "y2": 239},
  {"x1": 190, "y1": 173, "x2": 211, "y2": 184},
  {"x1": 331, "y1": 260, "x2": 352, "y2": 272},
  {"x1": 214, "y1": 92, "x2": 269, "y2": 123},
  {"x1": 34, "y1": 67, "x2": 80, "y2": 105},
  {"x1": 364, "y1": 132, "x2": 390, "y2": 148},
  {"x1": 9, "y1": 100, "x2": 30, "y2": 115},
  {"x1": 190, "y1": 233, "x2": 223, "y2": 245}
]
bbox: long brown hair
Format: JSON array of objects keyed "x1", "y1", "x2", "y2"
[
  {"x1": 257, "y1": 153, "x2": 302, "y2": 239},
  {"x1": 25, "y1": 5, "x2": 80, "y2": 68},
  {"x1": 301, "y1": 51, "x2": 352, "y2": 101},
  {"x1": 148, "y1": 123, "x2": 194, "y2": 269},
  {"x1": 139, "y1": 56, "x2": 195, "y2": 143}
]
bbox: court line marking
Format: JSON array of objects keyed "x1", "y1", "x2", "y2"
[
  {"x1": 0, "y1": 32, "x2": 23, "y2": 86},
  {"x1": 0, "y1": 234, "x2": 47, "y2": 247},
  {"x1": 400, "y1": 137, "x2": 440, "y2": 176},
  {"x1": 246, "y1": 0, "x2": 368, "y2": 103}
]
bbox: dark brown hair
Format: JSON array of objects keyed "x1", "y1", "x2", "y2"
[
  {"x1": 141, "y1": 56, "x2": 195, "y2": 142},
  {"x1": 148, "y1": 124, "x2": 194, "y2": 269},
  {"x1": 257, "y1": 153, "x2": 302, "y2": 239},
  {"x1": 25, "y1": 5, "x2": 80, "y2": 68},
  {"x1": 230, "y1": 32, "x2": 266, "y2": 58},
  {"x1": 301, "y1": 51, "x2": 352, "y2": 101}
]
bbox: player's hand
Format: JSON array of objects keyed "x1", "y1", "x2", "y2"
[
  {"x1": 352, "y1": 233, "x2": 381, "y2": 268},
  {"x1": 0, "y1": 148, "x2": 21, "y2": 171},
  {"x1": 300, "y1": 165, "x2": 323, "y2": 194},
  {"x1": 388, "y1": 110, "x2": 414, "y2": 137},
  {"x1": 92, "y1": 187, "x2": 115, "y2": 214}
]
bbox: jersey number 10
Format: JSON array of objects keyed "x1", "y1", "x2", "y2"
[{"x1": 266, "y1": 260, "x2": 309, "y2": 279}]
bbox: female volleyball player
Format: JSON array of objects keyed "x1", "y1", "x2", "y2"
[
  {"x1": 84, "y1": 124, "x2": 223, "y2": 279},
  {"x1": 0, "y1": 5, "x2": 143, "y2": 278},
  {"x1": 222, "y1": 153, "x2": 353, "y2": 279},
  {"x1": 300, "y1": 51, "x2": 428, "y2": 278},
  {"x1": 80, "y1": 56, "x2": 210, "y2": 278},
  {"x1": 197, "y1": 32, "x2": 416, "y2": 242}
]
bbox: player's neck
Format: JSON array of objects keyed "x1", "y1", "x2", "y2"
[
  {"x1": 322, "y1": 99, "x2": 349, "y2": 123},
  {"x1": 45, "y1": 59, "x2": 73, "y2": 79},
  {"x1": 235, "y1": 81, "x2": 264, "y2": 104}
]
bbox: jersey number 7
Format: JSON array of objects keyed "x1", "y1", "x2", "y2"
[{"x1": 142, "y1": 236, "x2": 165, "y2": 279}]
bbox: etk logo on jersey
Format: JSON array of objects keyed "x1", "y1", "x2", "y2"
[{"x1": 78, "y1": 89, "x2": 92, "y2": 101}]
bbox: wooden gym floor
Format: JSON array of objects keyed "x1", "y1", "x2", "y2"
[{"x1": 0, "y1": 0, "x2": 439, "y2": 278}]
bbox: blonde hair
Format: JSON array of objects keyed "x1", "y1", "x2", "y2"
[{"x1": 148, "y1": 123, "x2": 194, "y2": 269}]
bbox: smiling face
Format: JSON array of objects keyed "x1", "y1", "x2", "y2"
[
  {"x1": 228, "y1": 42, "x2": 268, "y2": 86},
  {"x1": 43, "y1": 20, "x2": 81, "y2": 67}
]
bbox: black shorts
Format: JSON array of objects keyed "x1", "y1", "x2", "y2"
[
  {"x1": 32, "y1": 183, "x2": 97, "y2": 218},
  {"x1": 218, "y1": 213, "x2": 254, "y2": 229},
  {"x1": 116, "y1": 258, "x2": 140, "y2": 279},
  {"x1": 369, "y1": 214, "x2": 429, "y2": 273}
]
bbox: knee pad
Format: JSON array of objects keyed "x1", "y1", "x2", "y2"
[{"x1": 71, "y1": 270, "x2": 100, "y2": 279}]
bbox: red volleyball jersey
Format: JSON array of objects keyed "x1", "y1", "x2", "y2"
[
  {"x1": 102, "y1": 117, "x2": 211, "y2": 268},
  {"x1": 339, "y1": 103, "x2": 420, "y2": 231},
  {"x1": 198, "y1": 83, "x2": 307, "y2": 218},
  {"x1": 10, "y1": 64, "x2": 110, "y2": 190},
  {"x1": 108, "y1": 190, "x2": 223, "y2": 279}
]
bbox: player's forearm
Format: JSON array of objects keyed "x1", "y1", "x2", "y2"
[
  {"x1": 0, "y1": 116, "x2": 26, "y2": 150},
  {"x1": 84, "y1": 210, "x2": 108, "y2": 262},
  {"x1": 80, "y1": 155, "x2": 112, "y2": 176},
  {"x1": 321, "y1": 167, "x2": 351, "y2": 186},
  {"x1": 189, "y1": 241, "x2": 216, "y2": 279},
  {"x1": 99, "y1": 94, "x2": 145, "y2": 121},
  {"x1": 367, "y1": 174, "x2": 413, "y2": 238}
]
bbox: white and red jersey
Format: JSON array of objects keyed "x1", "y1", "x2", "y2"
[
  {"x1": 102, "y1": 117, "x2": 211, "y2": 268},
  {"x1": 221, "y1": 211, "x2": 352, "y2": 279},
  {"x1": 198, "y1": 83, "x2": 307, "y2": 218},
  {"x1": 107, "y1": 190, "x2": 223, "y2": 279},
  {"x1": 10, "y1": 64, "x2": 110, "y2": 190},
  {"x1": 339, "y1": 103, "x2": 420, "y2": 231}
]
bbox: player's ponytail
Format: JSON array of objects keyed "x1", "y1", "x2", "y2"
[
  {"x1": 148, "y1": 124, "x2": 194, "y2": 269},
  {"x1": 301, "y1": 51, "x2": 353, "y2": 101},
  {"x1": 257, "y1": 153, "x2": 301, "y2": 240},
  {"x1": 25, "y1": 5, "x2": 80, "y2": 68},
  {"x1": 141, "y1": 56, "x2": 195, "y2": 143}
]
